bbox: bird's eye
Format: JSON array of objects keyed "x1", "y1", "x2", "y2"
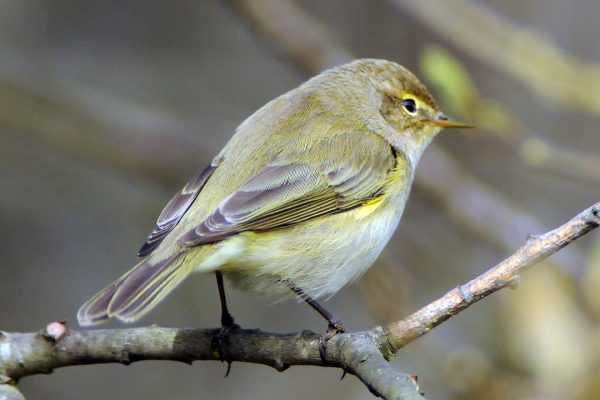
[{"x1": 401, "y1": 98, "x2": 417, "y2": 115}]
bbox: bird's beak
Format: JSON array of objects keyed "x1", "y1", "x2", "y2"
[{"x1": 433, "y1": 113, "x2": 475, "y2": 129}]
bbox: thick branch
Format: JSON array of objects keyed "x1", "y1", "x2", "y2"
[
  {"x1": 0, "y1": 326, "x2": 318, "y2": 380},
  {"x1": 1, "y1": 202, "x2": 598, "y2": 399},
  {"x1": 0, "y1": 325, "x2": 422, "y2": 400}
]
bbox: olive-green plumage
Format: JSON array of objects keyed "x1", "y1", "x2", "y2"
[{"x1": 78, "y1": 59, "x2": 469, "y2": 326}]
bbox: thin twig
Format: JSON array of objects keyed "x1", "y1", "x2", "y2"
[{"x1": 385, "y1": 201, "x2": 600, "y2": 350}]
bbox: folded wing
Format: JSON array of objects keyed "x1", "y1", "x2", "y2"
[{"x1": 178, "y1": 132, "x2": 396, "y2": 247}]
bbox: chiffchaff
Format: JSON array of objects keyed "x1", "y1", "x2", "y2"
[{"x1": 78, "y1": 59, "x2": 470, "y2": 335}]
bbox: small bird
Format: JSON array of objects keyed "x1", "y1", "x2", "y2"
[{"x1": 78, "y1": 59, "x2": 470, "y2": 337}]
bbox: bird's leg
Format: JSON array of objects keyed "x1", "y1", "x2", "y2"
[
  {"x1": 216, "y1": 271, "x2": 237, "y2": 329},
  {"x1": 286, "y1": 281, "x2": 346, "y2": 361},
  {"x1": 214, "y1": 271, "x2": 240, "y2": 375},
  {"x1": 291, "y1": 285, "x2": 346, "y2": 332}
]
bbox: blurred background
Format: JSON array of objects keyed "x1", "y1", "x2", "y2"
[{"x1": 1, "y1": 0, "x2": 599, "y2": 399}]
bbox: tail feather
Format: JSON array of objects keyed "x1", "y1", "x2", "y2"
[
  {"x1": 77, "y1": 253, "x2": 192, "y2": 326},
  {"x1": 77, "y1": 268, "x2": 136, "y2": 326},
  {"x1": 108, "y1": 253, "x2": 189, "y2": 321}
]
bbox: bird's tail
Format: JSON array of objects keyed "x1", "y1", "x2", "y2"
[{"x1": 77, "y1": 253, "x2": 195, "y2": 326}]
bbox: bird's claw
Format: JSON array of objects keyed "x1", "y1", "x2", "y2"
[
  {"x1": 318, "y1": 321, "x2": 346, "y2": 361},
  {"x1": 213, "y1": 321, "x2": 241, "y2": 376}
]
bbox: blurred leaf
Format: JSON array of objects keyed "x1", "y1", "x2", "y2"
[
  {"x1": 420, "y1": 45, "x2": 478, "y2": 117},
  {"x1": 475, "y1": 99, "x2": 516, "y2": 138},
  {"x1": 420, "y1": 45, "x2": 519, "y2": 140},
  {"x1": 519, "y1": 138, "x2": 551, "y2": 167}
]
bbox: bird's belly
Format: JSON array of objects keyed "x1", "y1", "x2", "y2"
[{"x1": 221, "y1": 203, "x2": 404, "y2": 301}]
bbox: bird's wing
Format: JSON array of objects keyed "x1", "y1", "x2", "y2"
[
  {"x1": 137, "y1": 164, "x2": 217, "y2": 257},
  {"x1": 178, "y1": 131, "x2": 397, "y2": 247}
]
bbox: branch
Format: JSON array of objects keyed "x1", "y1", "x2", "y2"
[
  {"x1": 228, "y1": 0, "x2": 352, "y2": 72},
  {"x1": 2, "y1": 202, "x2": 598, "y2": 399},
  {"x1": 0, "y1": 324, "x2": 422, "y2": 400},
  {"x1": 385, "y1": 201, "x2": 600, "y2": 350}
]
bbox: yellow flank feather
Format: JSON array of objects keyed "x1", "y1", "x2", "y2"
[{"x1": 353, "y1": 196, "x2": 385, "y2": 220}]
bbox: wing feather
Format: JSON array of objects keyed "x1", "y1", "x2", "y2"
[
  {"x1": 178, "y1": 132, "x2": 396, "y2": 247},
  {"x1": 137, "y1": 164, "x2": 216, "y2": 257}
]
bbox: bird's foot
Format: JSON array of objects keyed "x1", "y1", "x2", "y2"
[
  {"x1": 213, "y1": 315, "x2": 240, "y2": 377},
  {"x1": 318, "y1": 319, "x2": 346, "y2": 362}
]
